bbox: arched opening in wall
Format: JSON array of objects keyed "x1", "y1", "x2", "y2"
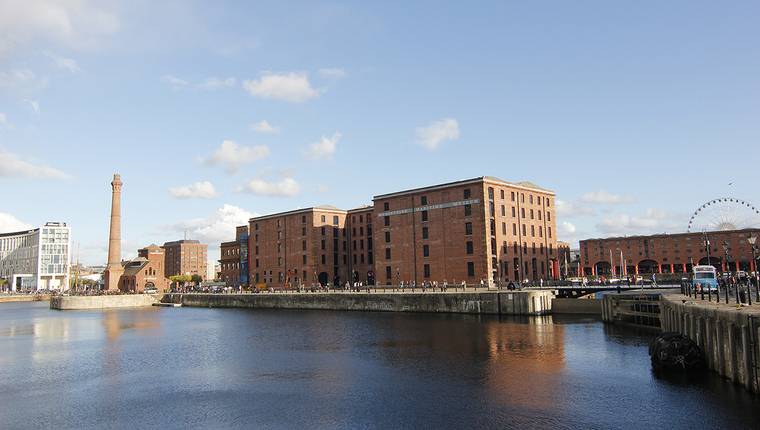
[
  {"x1": 318, "y1": 272, "x2": 328, "y2": 286},
  {"x1": 595, "y1": 261, "x2": 611, "y2": 276},
  {"x1": 698, "y1": 256, "x2": 721, "y2": 269},
  {"x1": 638, "y1": 259, "x2": 659, "y2": 274}
]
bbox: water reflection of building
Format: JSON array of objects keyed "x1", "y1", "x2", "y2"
[
  {"x1": 102, "y1": 309, "x2": 161, "y2": 342},
  {"x1": 363, "y1": 313, "x2": 565, "y2": 411},
  {"x1": 483, "y1": 317, "x2": 565, "y2": 408}
]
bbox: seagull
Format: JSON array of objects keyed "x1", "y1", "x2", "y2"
[{"x1": 728, "y1": 182, "x2": 733, "y2": 186}]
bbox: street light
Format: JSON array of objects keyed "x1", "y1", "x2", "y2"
[
  {"x1": 723, "y1": 241, "x2": 738, "y2": 304},
  {"x1": 748, "y1": 235, "x2": 759, "y2": 303}
]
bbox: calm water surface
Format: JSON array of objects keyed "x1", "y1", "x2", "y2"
[{"x1": 1, "y1": 302, "x2": 758, "y2": 429}]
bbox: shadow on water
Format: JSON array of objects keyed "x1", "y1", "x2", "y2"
[{"x1": 601, "y1": 321, "x2": 659, "y2": 347}]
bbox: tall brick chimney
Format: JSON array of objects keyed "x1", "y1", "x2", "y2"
[{"x1": 104, "y1": 174, "x2": 124, "y2": 290}]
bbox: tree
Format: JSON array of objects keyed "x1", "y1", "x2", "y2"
[
  {"x1": 169, "y1": 275, "x2": 189, "y2": 287},
  {"x1": 191, "y1": 274, "x2": 203, "y2": 285}
]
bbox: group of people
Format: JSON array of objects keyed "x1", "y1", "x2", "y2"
[{"x1": 394, "y1": 280, "x2": 460, "y2": 292}]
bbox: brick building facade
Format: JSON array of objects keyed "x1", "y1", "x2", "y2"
[
  {"x1": 244, "y1": 176, "x2": 557, "y2": 288},
  {"x1": 118, "y1": 244, "x2": 170, "y2": 293},
  {"x1": 374, "y1": 177, "x2": 557, "y2": 286},
  {"x1": 219, "y1": 240, "x2": 240, "y2": 287},
  {"x1": 250, "y1": 206, "x2": 350, "y2": 288},
  {"x1": 163, "y1": 239, "x2": 208, "y2": 280},
  {"x1": 579, "y1": 228, "x2": 760, "y2": 277},
  {"x1": 347, "y1": 206, "x2": 375, "y2": 285}
]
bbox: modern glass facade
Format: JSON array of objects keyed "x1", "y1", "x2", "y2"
[{"x1": 0, "y1": 222, "x2": 70, "y2": 291}]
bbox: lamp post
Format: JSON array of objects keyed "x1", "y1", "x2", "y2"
[
  {"x1": 723, "y1": 241, "x2": 738, "y2": 304},
  {"x1": 704, "y1": 233, "x2": 711, "y2": 301},
  {"x1": 749, "y1": 235, "x2": 759, "y2": 303}
]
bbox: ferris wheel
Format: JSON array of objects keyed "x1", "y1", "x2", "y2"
[{"x1": 687, "y1": 198, "x2": 760, "y2": 233}]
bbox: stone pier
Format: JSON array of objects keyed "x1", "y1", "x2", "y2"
[
  {"x1": 50, "y1": 294, "x2": 159, "y2": 310},
  {"x1": 660, "y1": 293, "x2": 760, "y2": 393},
  {"x1": 162, "y1": 290, "x2": 553, "y2": 316}
]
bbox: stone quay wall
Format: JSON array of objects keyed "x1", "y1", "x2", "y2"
[
  {"x1": 50, "y1": 294, "x2": 159, "y2": 310},
  {"x1": 0, "y1": 294, "x2": 51, "y2": 303},
  {"x1": 552, "y1": 298, "x2": 602, "y2": 314},
  {"x1": 660, "y1": 294, "x2": 760, "y2": 393},
  {"x1": 162, "y1": 290, "x2": 554, "y2": 316}
]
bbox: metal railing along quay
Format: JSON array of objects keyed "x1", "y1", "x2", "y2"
[{"x1": 681, "y1": 279, "x2": 760, "y2": 306}]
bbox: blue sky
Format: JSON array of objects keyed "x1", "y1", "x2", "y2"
[{"x1": 1, "y1": 0, "x2": 759, "y2": 267}]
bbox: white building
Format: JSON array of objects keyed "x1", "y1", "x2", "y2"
[{"x1": 0, "y1": 222, "x2": 71, "y2": 291}]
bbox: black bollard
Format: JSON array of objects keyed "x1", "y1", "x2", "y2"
[{"x1": 701, "y1": 286, "x2": 704, "y2": 301}]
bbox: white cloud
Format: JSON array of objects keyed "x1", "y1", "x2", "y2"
[
  {"x1": 169, "y1": 204, "x2": 256, "y2": 246},
  {"x1": 318, "y1": 68, "x2": 346, "y2": 79},
  {"x1": 560, "y1": 221, "x2": 577, "y2": 235},
  {"x1": 581, "y1": 190, "x2": 635, "y2": 205},
  {"x1": 0, "y1": 150, "x2": 69, "y2": 179},
  {"x1": 43, "y1": 51, "x2": 81, "y2": 73},
  {"x1": 24, "y1": 99, "x2": 40, "y2": 113},
  {"x1": 596, "y1": 208, "x2": 679, "y2": 236},
  {"x1": 0, "y1": 0, "x2": 120, "y2": 59},
  {"x1": 198, "y1": 77, "x2": 236, "y2": 90},
  {"x1": 169, "y1": 181, "x2": 218, "y2": 199},
  {"x1": 556, "y1": 199, "x2": 595, "y2": 217},
  {"x1": 243, "y1": 72, "x2": 320, "y2": 103},
  {"x1": 238, "y1": 177, "x2": 300, "y2": 197},
  {"x1": 0, "y1": 213, "x2": 32, "y2": 233},
  {"x1": 202, "y1": 140, "x2": 270, "y2": 174},
  {"x1": 304, "y1": 132, "x2": 341, "y2": 159},
  {"x1": 251, "y1": 120, "x2": 279, "y2": 134},
  {"x1": 161, "y1": 74, "x2": 189, "y2": 90},
  {"x1": 415, "y1": 118, "x2": 459, "y2": 150},
  {"x1": 0, "y1": 69, "x2": 48, "y2": 92},
  {"x1": 0, "y1": 113, "x2": 12, "y2": 129}
]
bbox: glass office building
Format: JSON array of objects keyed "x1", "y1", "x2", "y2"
[{"x1": 0, "y1": 222, "x2": 71, "y2": 291}]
